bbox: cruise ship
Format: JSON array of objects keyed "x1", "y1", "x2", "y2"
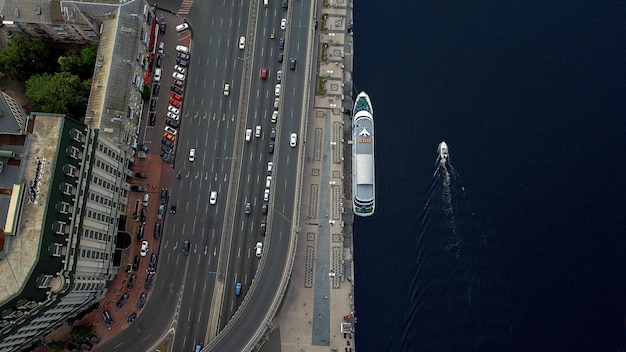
[{"x1": 352, "y1": 92, "x2": 375, "y2": 217}]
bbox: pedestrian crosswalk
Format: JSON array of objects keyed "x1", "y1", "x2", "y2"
[{"x1": 178, "y1": 0, "x2": 194, "y2": 15}]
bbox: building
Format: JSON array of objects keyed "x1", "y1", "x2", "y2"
[{"x1": 0, "y1": 0, "x2": 160, "y2": 349}]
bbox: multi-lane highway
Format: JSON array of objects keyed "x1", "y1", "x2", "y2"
[{"x1": 98, "y1": 0, "x2": 314, "y2": 351}]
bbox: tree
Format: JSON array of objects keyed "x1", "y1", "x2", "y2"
[
  {"x1": 28, "y1": 39, "x2": 56, "y2": 74},
  {"x1": 47, "y1": 340, "x2": 65, "y2": 352},
  {"x1": 81, "y1": 44, "x2": 98, "y2": 67},
  {"x1": 141, "y1": 83, "x2": 151, "y2": 100},
  {"x1": 69, "y1": 324, "x2": 94, "y2": 343},
  {"x1": 26, "y1": 72, "x2": 91, "y2": 120},
  {"x1": 58, "y1": 53, "x2": 83, "y2": 74},
  {"x1": 0, "y1": 37, "x2": 30, "y2": 80}
]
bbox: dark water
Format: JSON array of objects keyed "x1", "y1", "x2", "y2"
[{"x1": 353, "y1": 1, "x2": 626, "y2": 351}]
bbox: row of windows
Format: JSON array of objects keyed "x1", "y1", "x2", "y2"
[
  {"x1": 95, "y1": 159, "x2": 122, "y2": 178},
  {"x1": 97, "y1": 143, "x2": 120, "y2": 162},
  {"x1": 80, "y1": 248, "x2": 108, "y2": 261},
  {"x1": 92, "y1": 175, "x2": 119, "y2": 193},
  {"x1": 89, "y1": 192, "x2": 116, "y2": 208},
  {"x1": 85, "y1": 209, "x2": 113, "y2": 224},
  {"x1": 74, "y1": 281, "x2": 105, "y2": 291},
  {"x1": 83, "y1": 228, "x2": 111, "y2": 242}
]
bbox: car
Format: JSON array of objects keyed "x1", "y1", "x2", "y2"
[
  {"x1": 157, "y1": 205, "x2": 165, "y2": 220},
  {"x1": 140, "y1": 208, "x2": 147, "y2": 223},
  {"x1": 176, "y1": 58, "x2": 188, "y2": 67},
  {"x1": 167, "y1": 111, "x2": 179, "y2": 120},
  {"x1": 261, "y1": 67, "x2": 268, "y2": 80},
  {"x1": 149, "y1": 253, "x2": 158, "y2": 270},
  {"x1": 163, "y1": 132, "x2": 175, "y2": 141},
  {"x1": 149, "y1": 99, "x2": 157, "y2": 111},
  {"x1": 274, "y1": 98, "x2": 280, "y2": 110},
  {"x1": 168, "y1": 105, "x2": 180, "y2": 114},
  {"x1": 264, "y1": 188, "x2": 270, "y2": 201},
  {"x1": 235, "y1": 282, "x2": 242, "y2": 296},
  {"x1": 290, "y1": 57, "x2": 297, "y2": 70},
  {"x1": 164, "y1": 126, "x2": 178, "y2": 135},
  {"x1": 176, "y1": 22, "x2": 189, "y2": 32},
  {"x1": 267, "y1": 161, "x2": 273, "y2": 173},
  {"x1": 176, "y1": 45, "x2": 189, "y2": 53},
  {"x1": 183, "y1": 240, "x2": 190, "y2": 256},
  {"x1": 139, "y1": 143, "x2": 149, "y2": 152},
  {"x1": 276, "y1": 70, "x2": 282, "y2": 82},
  {"x1": 281, "y1": 18, "x2": 287, "y2": 30},
  {"x1": 171, "y1": 92, "x2": 183, "y2": 101},
  {"x1": 154, "y1": 68, "x2": 162, "y2": 82},
  {"x1": 255, "y1": 242, "x2": 263, "y2": 257},
  {"x1": 162, "y1": 138, "x2": 174, "y2": 147},
  {"x1": 89, "y1": 334, "x2": 101, "y2": 344},
  {"x1": 268, "y1": 142, "x2": 275, "y2": 154},
  {"x1": 172, "y1": 72, "x2": 185, "y2": 80},
  {"x1": 245, "y1": 202, "x2": 251, "y2": 215},
  {"x1": 290, "y1": 132, "x2": 298, "y2": 147},
  {"x1": 189, "y1": 148, "x2": 196, "y2": 161},
  {"x1": 238, "y1": 36, "x2": 246, "y2": 49},
  {"x1": 116, "y1": 293, "x2": 129, "y2": 307},
  {"x1": 275, "y1": 84, "x2": 281, "y2": 97},
  {"x1": 155, "y1": 55, "x2": 163, "y2": 68},
  {"x1": 266, "y1": 176, "x2": 272, "y2": 188},
  {"x1": 161, "y1": 145, "x2": 172, "y2": 154},
  {"x1": 67, "y1": 343, "x2": 80, "y2": 352},
  {"x1": 138, "y1": 151, "x2": 148, "y2": 159},
  {"x1": 173, "y1": 79, "x2": 185, "y2": 87},
  {"x1": 176, "y1": 52, "x2": 190, "y2": 60},
  {"x1": 174, "y1": 65, "x2": 185, "y2": 74},
  {"x1": 171, "y1": 86, "x2": 184, "y2": 95},
  {"x1": 127, "y1": 274, "x2": 137, "y2": 289},
  {"x1": 170, "y1": 205, "x2": 177, "y2": 213},
  {"x1": 279, "y1": 38, "x2": 285, "y2": 50},
  {"x1": 166, "y1": 119, "x2": 179, "y2": 128},
  {"x1": 127, "y1": 312, "x2": 137, "y2": 323},
  {"x1": 135, "y1": 172, "x2": 148, "y2": 178},
  {"x1": 260, "y1": 220, "x2": 267, "y2": 235},
  {"x1": 137, "y1": 292, "x2": 147, "y2": 309},
  {"x1": 270, "y1": 128, "x2": 277, "y2": 140},
  {"x1": 149, "y1": 112, "x2": 156, "y2": 126},
  {"x1": 169, "y1": 99, "x2": 181, "y2": 108},
  {"x1": 131, "y1": 185, "x2": 147, "y2": 192},
  {"x1": 145, "y1": 273, "x2": 154, "y2": 289},
  {"x1": 261, "y1": 203, "x2": 268, "y2": 214},
  {"x1": 158, "y1": 42, "x2": 165, "y2": 54},
  {"x1": 140, "y1": 241, "x2": 149, "y2": 256},
  {"x1": 159, "y1": 21, "x2": 166, "y2": 34},
  {"x1": 153, "y1": 83, "x2": 160, "y2": 96},
  {"x1": 210, "y1": 191, "x2": 218, "y2": 205},
  {"x1": 278, "y1": 52, "x2": 284, "y2": 62},
  {"x1": 133, "y1": 255, "x2": 140, "y2": 271},
  {"x1": 255, "y1": 125, "x2": 262, "y2": 138},
  {"x1": 245, "y1": 128, "x2": 252, "y2": 142},
  {"x1": 154, "y1": 222, "x2": 161, "y2": 239},
  {"x1": 195, "y1": 345, "x2": 202, "y2": 352},
  {"x1": 271, "y1": 111, "x2": 278, "y2": 123},
  {"x1": 282, "y1": 0, "x2": 288, "y2": 10},
  {"x1": 223, "y1": 83, "x2": 230, "y2": 96},
  {"x1": 79, "y1": 342, "x2": 93, "y2": 351},
  {"x1": 103, "y1": 310, "x2": 114, "y2": 326},
  {"x1": 137, "y1": 226, "x2": 144, "y2": 241},
  {"x1": 160, "y1": 188, "x2": 168, "y2": 202}
]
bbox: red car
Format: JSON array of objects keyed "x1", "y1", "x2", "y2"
[
  {"x1": 169, "y1": 99, "x2": 181, "y2": 108},
  {"x1": 171, "y1": 93, "x2": 183, "y2": 101},
  {"x1": 261, "y1": 67, "x2": 268, "y2": 80}
]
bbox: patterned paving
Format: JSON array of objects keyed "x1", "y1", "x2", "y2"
[
  {"x1": 331, "y1": 246, "x2": 342, "y2": 289},
  {"x1": 307, "y1": 232, "x2": 316, "y2": 241},
  {"x1": 309, "y1": 184, "x2": 319, "y2": 219},
  {"x1": 331, "y1": 184, "x2": 342, "y2": 220},
  {"x1": 313, "y1": 128, "x2": 323, "y2": 161},
  {"x1": 332, "y1": 234, "x2": 342, "y2": 243},
  {"x1": 305, "y1": 246, "x2": 316, "y2": 288},
  {"x1": 177, "y1": 0, "x2": 194, "y2": 15},
  {"x1": 332, "y1": 122, "x2": 342, "y2": 164}
]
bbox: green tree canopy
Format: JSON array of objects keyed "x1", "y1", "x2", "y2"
[
  {"x1": 26, "y1": 72, "x2": 91, "y2": 120},
  {"x1": 81, "y1": 44, "x2": 98, "y2": 67},
  {"x1": 47, "y1": 340, "x2": 65, "y2": 352},
  {"x1": 58, "y1": 52, "x2": 83, "y2": 74},
  {"x1": 69, "y1": 324, "x2": 94, "y2": 343},
  {"x1": 0, "y1": 38, "x2": 56, "y2": 80}
]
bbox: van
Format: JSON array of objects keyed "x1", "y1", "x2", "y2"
[
  {"x1": 263, "y1": 0, "x2": 269, "y2": 7},
  {"x1": 142, "y1": 194, "x2": 149, "y2": 206},
  {"x1": 154, "y1": 68, "x2": 162, "y2": 82},
  {"x1": 176, "y1": 45, "x2": 189, "y2": 53}
]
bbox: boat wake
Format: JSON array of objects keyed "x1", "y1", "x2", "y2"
[{"x1": 400, "y1": 142, "x2": 511, "y2": 352}]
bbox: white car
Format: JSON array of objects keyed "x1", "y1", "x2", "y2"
[
  {"x1": 263, "y1": 188, "x2": 270, "y2": 202},
  {"x1": 274, "y1": 84, "x2": 281, "y2": 97},
  {"x1": 255, "y1": 125, "x2": 262, "y2": 138},
  {"x1": 245, "y1": 128, "x2": 252, "y2": 141},
  {"x1": 290, "y1": 132, "x2": 297, "y2": 147},
  {"x1": 238, "y1": 36, "x2": 246, "y2": 49},
  {"x1": 164, "y1": 126, "x2": 178, "y2": 135},
  {"x1": 188, "y1": 148, "x2": 195, "y2": 162},
  {"x1": 280, "y1": 18, "x2": 287, "y2": 30},
  {"x1": 140, "y1": 241, "x2": 149, "y2": 256},
  {"x1": 255, "y1": 242, "x2": 263, "y2": 257},
  {"x1": 224, "y1": 83, "x2": 230, "y2": 96},
  {"x1": 154, "y1": 68, "x2": 162, "y2": 82},
  {"x1": 174, "y1": 65, "x2": 185, "y2": 74},
  {"x1": 168, "y1": 105, "x2": 180, "y2": 114},
  {"x1": 266, "y1": 176, "x2": 272, "y2": 188},
  {"x1": 167, "y1": 112, "x2": 179, "y2": 120},
  {"x1": 210, "y1": 191, "x2": 218, "y2": 205},
  {"x1": 271, "y1": 111, "x2": 278, "y2": 123},
  {"x1": 176, "y1": 23, "x2": 189, "y2": 32},
  {"x1": 176, "y1": 45, "x2": 189, "y2": 53},
  {"x1": 267, "y1": 161, "x2": 273, "y2": 173},
  {"x1": 274, "y1": 98, "x2": 280, "y2": 110},
  {"x1": 172, "y1": 72, "x2": 185, "y2": 80},
  {"x1": 158, "y1": 42, "x2": 165, "y2": 54}
]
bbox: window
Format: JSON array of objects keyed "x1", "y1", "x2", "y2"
[
  {"x1": 55, "y1": 221, "x2": 68, "y2": 235},
  {"x1": 63, "y1": 164, "x2": 78, "y2": 177},
  {"x1": 70, "y1": 128, "x2": 85, "y2": 143},
  {"x1": 61, "y1": 183, "x2": 75, "y2": 196},
  {"x1": 52, "y1": 243, "x2": 63, "y2": 257}
]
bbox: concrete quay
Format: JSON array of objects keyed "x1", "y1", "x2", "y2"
[{"x1": 268, "y1": 0, "x2": 357, "y2": 351}]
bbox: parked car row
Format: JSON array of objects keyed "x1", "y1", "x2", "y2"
[{"x1": 161, "y1": 46, "x2": 190, "y2": 163}]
